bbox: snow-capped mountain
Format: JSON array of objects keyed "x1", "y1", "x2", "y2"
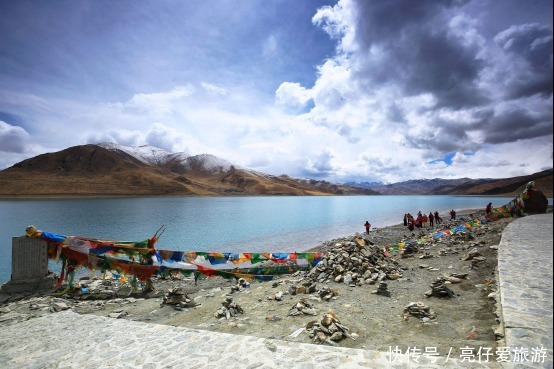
[
  {"x1": 99, "y1": 143, "x2": 234, "y2": 174},
  {"x1": 98, "y1": 142, "x2": 172, "y2": 166},
  {"x1": 164, "y1": 153, "x2": 234, "y2": 174}
]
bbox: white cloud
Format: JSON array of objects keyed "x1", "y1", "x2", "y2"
[
  {"x1": 0, "y1": 121, "x2": 31, "y2": 153},
  {"x1": 115, "y1": 85, "x2": 195, "y2": 115},
  {"x1": 275, "y1": 82, "x2": 312, "y2": 109},
  {"x1": 201, "y1": 83, "x2": 227, "y2": 96},
  {"x1": 0, "y1": 1, "x2": 551, "y2": 185},
  {"x1": 145, "y1": 123, "x2": 192, "y2": 154}
]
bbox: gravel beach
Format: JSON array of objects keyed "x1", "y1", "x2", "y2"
[{"x1": 0, "y1": 209, "x2": 516, "y2": 358}]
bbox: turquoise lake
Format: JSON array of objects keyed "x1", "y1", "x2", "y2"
[{"x1": 0, "y1": 195, "x2": 525, "y2": 283}]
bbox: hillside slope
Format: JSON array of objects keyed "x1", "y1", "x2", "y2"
[{"x1": 0, "y1": 144, "x2": 377, "y2": 197}]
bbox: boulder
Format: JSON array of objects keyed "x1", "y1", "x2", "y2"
[{"x1": 524, "y1": 189, "x2": 548, "y2": 214}]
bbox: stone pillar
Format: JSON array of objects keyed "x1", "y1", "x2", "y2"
[
  {"x1": 11, "y1": 236, "x2": 49, "y2": 280},
  {"x1": 0, "y1": 237, "x2": 55, "y2": 294}
]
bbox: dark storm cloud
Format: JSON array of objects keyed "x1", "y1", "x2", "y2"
[
  {"x1": 351, "y1": 0, "x2": 486, "y2": 109},
  {"x1": 353, "y1": 0, "x2": 468, "y2": 46},
  {"x1": 401, "y1": 125, "x2": 475, "y2": 154},
  {"x1": 494, "y1": 23, "x2": 553, "y2": 99},
  {"x1": 479, "y1": 107, "x2": 553, "y2": 144},
  {"x1": 386, "y1": 103, "x2": 405, "y2": 123}
]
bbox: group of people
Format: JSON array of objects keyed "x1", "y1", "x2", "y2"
[
  {"x1": 367, "y1": 202, "x2": 499, "y2": 235},
  {"x1": 403, "y1": 211, "x2": 446, "y2": 231}
]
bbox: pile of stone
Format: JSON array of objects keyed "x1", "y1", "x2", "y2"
[
  {"x1": 288, "y1": 299, "x2": 318, "y2": 316},
  {"x1": 419, "y1": 252, "x2": 433, "y2": 259},
  {"x1": 305, "y1": 238, "x2": 402, "y2": 287},
  {"x1": 306, "y1": 310, "x2": 357, "y2": 346},
  {"x1": 272, "y1": 291, "x2": 286, "y2": 301},
  {"x1": 372, "y1": 281, "x2": 390, "y2": 297},
  {"x1": 425, "y1": 277, "x2": 455, "y2": 298},
  {"x1": 462, "y1": 248, "x2": 483, "y2": 261},
  {"x1": 401, "y1": 243, "x2": 419, "y2": 257},
  {"x1": 316, "y1": 286, "x2": 339, "y2": 301},
  {"x1": 162, "y1": 287, "x2": 200, "y2": 310},
  {"x1": 403, "y1": 302, "x2": 436, "y2": 321},
  {"x1": 230, "y1": 278, "x2": 250, "y2": 293},
  {"x1": 462, "y1": 248, "x2": 487, "y2": 268},
  {"x1": 288, "y1": 282, "x2": 317, "y2": 296},
  {"x1": 441, "y1": 273, "x2": 469, "y2": 284},
  {"x1": 453, "y1": 231, "x2": 475, "y2": 242},
  {"x1": 215, "y1": 296, "x2": 243, "y2": 320}
]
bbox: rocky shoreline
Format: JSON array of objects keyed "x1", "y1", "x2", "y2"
[{"x1": 0, "y1": 209, "x2": 519, "y2": 357}]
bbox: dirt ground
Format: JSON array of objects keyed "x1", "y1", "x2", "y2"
[{"x1": 1, "y1": 209, "x2": 515, "y2": 358}]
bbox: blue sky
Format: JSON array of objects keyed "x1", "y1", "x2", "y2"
[{"x1": 0, "y1": 0, "x2": 552, "y2": 183}]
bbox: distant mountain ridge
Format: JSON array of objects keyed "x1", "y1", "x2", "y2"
[
  {"x1": 0, "y1": 143, "x2": 378, "y2": 197},
  {"x1": 0, "y1": 143, "x2": 551, "y2": 197},
  {"x1": 350, "y1": 170, "x2": 553, "y2": 197}
]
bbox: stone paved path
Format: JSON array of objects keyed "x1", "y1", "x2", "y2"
[
  {"x1": 497, "y1": 213, "x2": 553, "y2": 369},
  {"x1": 0, "y1": 214, "x2": 551, "y2": 369},
  {"x1": 0, "y1": 310, "x2": 499, "y2": 369}
]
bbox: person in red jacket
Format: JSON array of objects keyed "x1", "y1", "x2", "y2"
[
  {"x1": 485, "y1": 203, "x2": 493, "y2": 218},
  {"x1": 364, "y1": 221, "x2": 371, "y2": 234},
  {"x1": 429, "y1": 212, "x2": 434, "y2": 227}
]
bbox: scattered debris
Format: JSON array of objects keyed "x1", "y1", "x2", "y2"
[
  {"x1": 288, "y1": 327, "x2": 305, "y2": 338},
  {"x1": 462, "y1": 248, "x2": 482, "y2": 261},
  {"x1": 108, "y1": 310, "x2": 128, "y2": 319},
  {"x1": 466, "y1": 325, "x2": 479, "y2": 340}
]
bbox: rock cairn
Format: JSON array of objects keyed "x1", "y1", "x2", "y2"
[
  {"x1": 306, "y1": 238, "x2": 402, "y2": 287},
  {"x1": 403, "y1": 302, "x2": 436, "y2": 322},
  {"x1": 288, "y1": 299, "x2": 318, "y2": 316},
  {"x1": 441, "y1": 272, "x2": 469, "y2": 284},
  {"x1": 401, "y1": 243, "x2": 419, "y2": 257},
  {"x1": 306, "y1": 310, "x2": 357, "y2": 346},
  {"x1": 230, "y1": 278, "x2": 250, "y2": 293},
  {"x1": 425, "y1": 277, "x2": 455, "y2": 298},
  {"x1": 288, "y1": 282, "x2": 317, "y2": 296},
  {"x1": 372, "y1": 281, "x2": 391, "y2": 297},
  {"x1": 316, "y1": 286, "x2": 338, "y2": 301},
  {"x1": 462, "y1": 248, "x2": 487, "y2": 268},
  {"x1": 215, "y1": 296, "x2": 244, "y2": 319},
  {"x1": 162, "y1": 287, "x2": 200, "y2": 310}
]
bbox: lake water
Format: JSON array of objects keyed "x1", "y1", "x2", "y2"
[{"x1": 0, "y1": 195, "x2": 523, "y2": 283}]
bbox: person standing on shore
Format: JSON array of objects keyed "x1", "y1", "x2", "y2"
[
  {"x1": 429, "y1": 212, "x2": 434, "y2": 227},
  {"x1": 450, "y1": 209, "x2": 456, "y2": 220},
  {"x1": 486, "y1": 203, "x2": 493, "y2": 218},
  {"x1": 403, "y1": 214, "x2": 408, "y2": 227},
  {"x1": 364, "y1": 221, "x2": 371, "y2": 234},
  {"x1": 434, "y1": 211, "x2": 441, "y2": 224},
  {"x1": 422, "y1": 213, "x2": 428, "y2": 227}
]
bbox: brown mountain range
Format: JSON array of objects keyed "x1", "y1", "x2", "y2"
[
  {"x1": 0, "y1": 144, "x2": 378, "y2": 197},
  {"x1": 0, "y1": 144, "x2": 551, "y2": 197},
  {"x1": 366, "y1": 169, "x2": 553, "y2": 197}
]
